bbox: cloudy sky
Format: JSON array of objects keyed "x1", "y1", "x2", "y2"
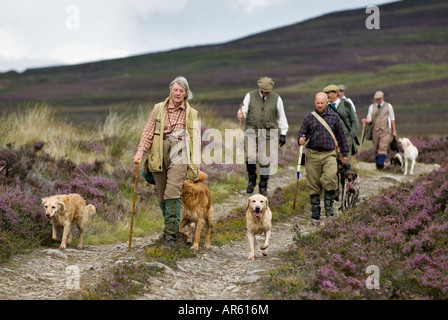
[{"x1": 0, "y1": 0, "x2": 395, "y2": 72}]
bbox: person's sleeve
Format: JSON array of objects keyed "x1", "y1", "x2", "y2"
[{"x1": 276, "y1": 96, "x2": 289, "y2": 135}]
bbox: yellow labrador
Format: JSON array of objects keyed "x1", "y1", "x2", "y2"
[
  {"x1": 245, "y1": 194, "x2": 272, "y2": 260},
  {"x1": 42, "y1": 193, "x2": 96, "y2": 250}
]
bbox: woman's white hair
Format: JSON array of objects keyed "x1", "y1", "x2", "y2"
[{"x1": 169, "y1": 76, "x2": 193, "y2": 100}]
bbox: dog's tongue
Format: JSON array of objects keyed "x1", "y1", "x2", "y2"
[
  {"x1": 254, "y1": 210, "x2": 261, "y2": 217},
  {"x1": 45, "y1": 216, "x2": 53, "y2": 222}
]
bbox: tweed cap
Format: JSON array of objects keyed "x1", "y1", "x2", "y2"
[
  {"x1": 257, "y1": 77, "x2": 275, "y2": 92},
  {"x1": 338, "y1": 84, "x2": 346, "y2": 91},
  {"x1": 323, "y1": 84, "x2": 340, "y2": 93},
  {"x1": 374, "y1": 91, "x2": 384, "y2": 99}
]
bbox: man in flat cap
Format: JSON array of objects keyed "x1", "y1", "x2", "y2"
[
  {"x1": 362, "y1": 91, "x2": 397, "y2": 170},
  {"x1": 323, "y1": 84, "x2": 359, "y2": 201},
  {"x1": 323, "y1": 84, "x2": 359, "y2": 164},
  {"x1": 238, "y1": 76, "x2": 289, "y2": 195}
]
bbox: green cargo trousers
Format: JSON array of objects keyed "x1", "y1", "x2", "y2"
[{"x1": 305, "y1": 149, "x2": 338, "y2": 195}]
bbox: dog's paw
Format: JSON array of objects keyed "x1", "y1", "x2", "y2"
[
  {"x1": 260, "y1": 244, "x2": 269, "y2": 250},
  {"x1": 262, "y1": 250, "x2": 268, "y2": 256},
  {"x1": 77, "y1": 244, "x2": 83, "y2": 250},
  {"x1": 191, "y1": 243, "x2": 199, "y2": 251},
  {"x1": 59, "y1": 244, "x2": 67, "y2": 250},
  {"x1": 248, "y1": 255, "x2": 255, "y2": 260}
]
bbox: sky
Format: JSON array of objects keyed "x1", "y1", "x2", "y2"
[{"x1": 0, "y1": 0, "x2": 395, "y2": 73}]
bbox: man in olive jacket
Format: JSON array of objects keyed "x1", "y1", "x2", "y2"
[{"x1": 238, "y1": 77, "x2": 289, "y2": 195}]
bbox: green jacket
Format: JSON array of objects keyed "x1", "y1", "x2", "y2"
[
  {"x1": 246, "y1": 90, "x2": 279, "y2": 138},
  {"x1": 335, "y1": 99, "x2": 359, "y2": 138},
  {"x1": 147, "y1": 97, "x2": 199, "y2": 180}
]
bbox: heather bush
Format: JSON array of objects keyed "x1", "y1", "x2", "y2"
[
  {"x1": 267, "y1": 166, "x2": 448, "y2": 300},
  {"x1": 0, "y1": 139, "x2": 159, "y2": 261},
  {"x1": 80, "y1": 261, "x2": 162, "y2": 300}
]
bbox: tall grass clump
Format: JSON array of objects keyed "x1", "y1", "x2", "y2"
[{"x1": 266, "y1": 166, "x2": 448, "y2": 300}]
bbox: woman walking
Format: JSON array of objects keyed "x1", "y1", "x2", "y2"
[{"x1": 133, "y1": 76, "x2": 199, "y2": 244}]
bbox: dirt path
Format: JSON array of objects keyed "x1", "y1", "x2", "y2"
[{"x1": 0, "y1": 162, "x2": 440, "y2": 300}]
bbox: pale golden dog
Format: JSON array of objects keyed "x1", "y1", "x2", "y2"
[
  {"x1": 179, "y1": 171, "x2": 213, "y2": 250},
  {"x1": 42, "y1": 193, "x2": 96, "y2": 250},
  {"x1": 245, "y1": 194, "x2": 272, "y2": 260}
]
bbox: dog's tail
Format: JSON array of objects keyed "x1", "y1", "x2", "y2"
[
  {"x1": 194, "y1": 171, "x2": 208, "y2": 183},
  {"x1": 86, "y1": 204, "x2": 96, "y2": 218}
]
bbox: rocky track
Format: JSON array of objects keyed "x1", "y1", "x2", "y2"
[{"x1": 0, "y1": 162, "x2": 440, "y2": 300}]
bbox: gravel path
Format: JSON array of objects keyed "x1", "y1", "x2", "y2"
[{"x1": 0, "y1": 162, "x2": 440, "y2": 300}]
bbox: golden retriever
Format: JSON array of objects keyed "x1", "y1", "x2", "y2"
[
  {"x1": 245, "y1": 194, "x2": 272, "y2": 260},
  {"x1": 178, "y1": 171, "x2": 213, "y2": 250},
  {"x1": 42, "y1": 193, "x2": 96, "y2": 250}
]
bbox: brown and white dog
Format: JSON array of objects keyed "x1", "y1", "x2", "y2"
[
  {"x1": 390, "y1": 152, "x2": 403, "y2": 172},
  {"x1": 341, "y1": 168, "x2": 360, "y2": 211},
  {"x1": 245, "y1": 194, "x2": 272, "y2": 260},
  {"x1": 42, "y1": 193, "x2": 96, "y2": 250}
]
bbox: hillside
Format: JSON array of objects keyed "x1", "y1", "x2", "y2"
[{"x1": 0, "y1": 0, "x2": 447, "y2": 134}]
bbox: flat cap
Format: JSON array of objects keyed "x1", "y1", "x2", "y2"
[
  {"x1": 323, "y1": 84, "x2": 340, "y2": 93},
  {"x1": 374, "y1": 91, "x2": 384, "y2": 99},
  {"x1": 338, "y1": 84, "x2": 346, "y2": 91},
  {"x1": 257, "y1": 77, "x2": 275, "y2": 92}
]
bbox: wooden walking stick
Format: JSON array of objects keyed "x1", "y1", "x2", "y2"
[
  {"x1": 293, "y1": 136, "x2": 305, "y2": 210},
  {"x1": 357, "y1": 122, "x2": 366, "y2": 162},
  {"x1": 236, "y1": 103, "x2": 243, "y2": 192},
  {"x1": 128, "y1": 162, "x2": 139, "y2": 251}
]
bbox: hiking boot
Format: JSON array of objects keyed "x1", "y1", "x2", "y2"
[
  {"x1": 324, "y1": 190, "x2": 335, "y2": 217},
  {"x1": 259, "y1": 167, "x2": 269, "y2": 196},
  {"x1": 246, "y1": 163, "x2": 257, "y2": 194},
  {"x1": 376, "y1": 154, "x2": 386, "y2": 170},
  {"x1": 246, "y1": 183, "x2": 256, "y2": 194},
  {"x1": 310, "y1": 194, "x2": 321, "y2": 220}
]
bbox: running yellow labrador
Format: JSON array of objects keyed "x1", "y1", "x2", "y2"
[{"x1": 245, "y1": 194, "x2": 272, "y2": 260}]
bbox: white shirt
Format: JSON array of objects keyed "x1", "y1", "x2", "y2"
[
  {"x1": 238, "y1": 91, "x2": 289, "y2": 135},
  {"x1": 366, "y1": 101, "x2": 395, "y2": 128},
  {"x1": 342, "y1": 95, "x2": 356, "y2": 112}
]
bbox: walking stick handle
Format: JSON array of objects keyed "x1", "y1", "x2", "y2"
[{"x1": 128, "y1": 162, "x2": 139, "y2": 251}]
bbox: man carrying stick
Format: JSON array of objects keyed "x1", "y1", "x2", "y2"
[{"x1": 237, "y1": 76, "x2": 289, "y2": 195}]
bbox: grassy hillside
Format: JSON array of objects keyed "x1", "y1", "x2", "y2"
[{"x1": 0, "y1": 0, "x2": 447, "y2": 135}]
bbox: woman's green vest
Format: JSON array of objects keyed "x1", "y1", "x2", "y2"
[{"x1": 147, "y1": 97, "x2": 199, "y2": 180}]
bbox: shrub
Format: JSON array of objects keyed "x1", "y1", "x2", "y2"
[{"x1": 267, "y1": 166, "x2": 448, "y2": 300}]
